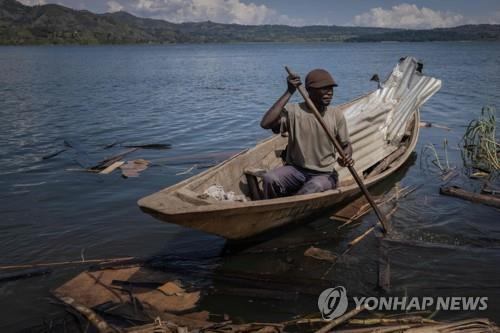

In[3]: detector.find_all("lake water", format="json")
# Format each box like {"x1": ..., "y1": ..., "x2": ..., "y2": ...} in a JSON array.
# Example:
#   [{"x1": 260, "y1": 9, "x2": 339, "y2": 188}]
[{"x1": 0, "y1": 42, "x2": 499, "y2": 330}]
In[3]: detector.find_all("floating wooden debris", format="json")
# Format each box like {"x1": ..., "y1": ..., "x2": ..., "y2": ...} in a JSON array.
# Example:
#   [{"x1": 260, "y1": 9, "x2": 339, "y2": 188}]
[
  {"x1": 120, "y1": 159, "x2": 150, "y2": 178},
  {"x1": 124, "y1": 143, "x2": 172, "y2": 150},
  {"x1": 0, "y1": 267, "x2": 51, "y2": 282},
  {"x1": 0, "y1": 256, "x2": 136, "y2": 270},
  {"x1": 330, "y1": 184, "x2": 417, "y2": 227},
  {"x1": 482, "y1": 184, "x2": 500, "y2": 196},
  {"x1": 419, "y1": 121, "x2": 451, "y2": 131},
  {"x1": 54, "y1": 267, "x2": 200, "y2": 316},
  {"x1": 50, "y1": 263, "x2": 500, "y2": 333},
  {"x1": 304, "y1": 247, "x2": 337, "y2": 262},
  {"x1": 315, "y1": 305, "x2": 366, "y2": 333},
  {"x1": 100, "y1": 161, "x2": 125, "y2": 174},
  {"x1": 42, "y1": 148, "x2": 67, "y2": 160},
  {"x1": 440, "y1": 168, "x2": 458, "y2": 182},
  {"x1": 440, "y1": 185, "x2": 500, "y2": 208},
  {"x1": 53, "y1": 292, "x2": 117, "y2": 333},
  {"x1": 93, "y1": 148, "x2": 139, "y2": 170},
  {"x1": 176, "y1": 165, "x2": 197, "y2": 176}
]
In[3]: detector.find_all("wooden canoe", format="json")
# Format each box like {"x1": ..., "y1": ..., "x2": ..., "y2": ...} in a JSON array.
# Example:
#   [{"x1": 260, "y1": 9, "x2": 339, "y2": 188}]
[{"x1": 138, "y1": 57, "x2": 441, "y2": 240}]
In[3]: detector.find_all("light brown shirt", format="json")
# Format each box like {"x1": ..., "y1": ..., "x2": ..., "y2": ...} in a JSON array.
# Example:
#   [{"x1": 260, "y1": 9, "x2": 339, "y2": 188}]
[{"x1": 280, "y1": 102, "x2": 349, "y2": 173}]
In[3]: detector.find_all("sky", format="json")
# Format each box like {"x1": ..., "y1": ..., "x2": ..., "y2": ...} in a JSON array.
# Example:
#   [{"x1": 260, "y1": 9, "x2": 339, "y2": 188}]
[{"x1": 17, "y1": 0, "x2": 500, "y2": 28}]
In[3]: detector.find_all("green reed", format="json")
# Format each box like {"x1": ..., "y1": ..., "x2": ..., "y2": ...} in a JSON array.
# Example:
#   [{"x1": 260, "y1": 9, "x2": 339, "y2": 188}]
[{"x1": 461, "y1": 106, "x2": 500, "y2": 173}]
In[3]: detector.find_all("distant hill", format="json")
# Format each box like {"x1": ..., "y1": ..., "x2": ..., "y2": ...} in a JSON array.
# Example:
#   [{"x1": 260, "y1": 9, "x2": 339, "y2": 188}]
[
  {"x1": 1, "y1": 0, "x2": 499, "y2": 45},
  {"x1": 346, "y1": 24, "x2": 500, "y2": 42}
]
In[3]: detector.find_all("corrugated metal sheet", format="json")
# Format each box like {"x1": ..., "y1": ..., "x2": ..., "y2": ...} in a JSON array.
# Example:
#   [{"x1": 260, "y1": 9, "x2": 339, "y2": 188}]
[{"x1": 337, "y1": 57, "x2": 442, "y2": 179}]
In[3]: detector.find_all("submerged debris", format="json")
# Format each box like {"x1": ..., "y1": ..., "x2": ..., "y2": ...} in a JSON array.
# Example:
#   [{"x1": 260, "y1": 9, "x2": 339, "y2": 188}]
[
  {"x1": 100, "y1": 161, "x2": 126, "y2": 174},
  {"x1": 42, "y1": 148, "x2": 67, "y2": 160},
  {"x1": 124, "y1": 144, "x2": 172, "y2": 150},
  {"x1": 330, "y1": 184, "x2": 418, "y2": 227},
  {"x1": 440, "y1": 185, "x2": 500, "y2": 208},
  {"x1": 120, "y1": 159, "x2": 151, "y2": 178},
  {"x1": 419, "y1": 121, "x2": 451, "y2": 131},
  {"x1": 303, "y1": 247, "x2": 337, "y2": 263},
  {"x1": 0, "y1": 267, "x2": 51, "y2": 282}
]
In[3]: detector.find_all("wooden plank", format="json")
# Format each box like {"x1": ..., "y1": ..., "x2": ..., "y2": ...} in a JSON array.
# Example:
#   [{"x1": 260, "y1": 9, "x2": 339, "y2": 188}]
[
  {"x1": 440, "y1": 186, "x2": 500, "y2": 208},
  {"x1": 330, "y1": 194, "x2": 375, "y2": 223},
  {"x1": 0, "y1": 268, "x2": 51, "y2": 282},
  {"x1": 92, "y1": 148, "x2": 138, "y2": 170},
  {"x1": 99, "y1": 161, "x2": 125, "y2": 174}
]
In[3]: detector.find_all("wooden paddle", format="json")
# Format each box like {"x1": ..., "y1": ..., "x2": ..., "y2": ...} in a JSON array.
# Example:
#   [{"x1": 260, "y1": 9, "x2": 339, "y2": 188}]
[{"x1": 285, "y1": 66, "x2": 391, "y2": 234}]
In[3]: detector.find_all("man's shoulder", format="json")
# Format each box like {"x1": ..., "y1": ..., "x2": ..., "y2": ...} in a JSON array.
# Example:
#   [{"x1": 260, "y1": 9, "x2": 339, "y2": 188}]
[
  {"x1": 285, "y1": 102, "x2": 308, "y2": 114},
  {"x1": 327, "y1": 105, "x2": 344, "y2": 118}
]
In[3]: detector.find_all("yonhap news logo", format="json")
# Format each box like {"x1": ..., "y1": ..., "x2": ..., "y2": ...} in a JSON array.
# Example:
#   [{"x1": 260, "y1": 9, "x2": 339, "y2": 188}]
[
  {"x1": 318, "y1": 286, "x2": 488, "y2": 320},
  {"x1": 318, "y1": 286, "x2": 348, "y2": 320}
]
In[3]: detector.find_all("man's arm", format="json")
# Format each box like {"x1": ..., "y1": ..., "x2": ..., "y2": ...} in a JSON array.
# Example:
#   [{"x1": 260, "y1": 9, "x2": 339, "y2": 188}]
[
  {"x1": 338, "y1": 141, "x2": 354, "y2": 167},
  {"x1": 335, "y1": 111, "x2": 354, "y2": 167},
  {"x1": 260, "y1": 74, "x2": 301, "y2": 130}
]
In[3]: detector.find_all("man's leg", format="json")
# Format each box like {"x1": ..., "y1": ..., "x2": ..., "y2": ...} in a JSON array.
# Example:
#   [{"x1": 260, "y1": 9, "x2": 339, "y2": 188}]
[
  {"x1": 295, "y1": 173, "x2": 337, "y2": 195},
  {"x1": 262, "y1": 165, "x2": 306, "y2": 199}
]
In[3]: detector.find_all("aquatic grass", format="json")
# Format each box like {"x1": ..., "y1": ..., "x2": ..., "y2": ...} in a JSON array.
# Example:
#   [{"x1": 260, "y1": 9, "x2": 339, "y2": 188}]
[
  {"x1": 443, "y1": 139, "x2": 450, "y2": 171},
  {"x1": 461, "y1": 106, "x2": 500, "y2": 174},
  {"x1": 421, "y1": 143, "x2": 445, "y2": 172}
]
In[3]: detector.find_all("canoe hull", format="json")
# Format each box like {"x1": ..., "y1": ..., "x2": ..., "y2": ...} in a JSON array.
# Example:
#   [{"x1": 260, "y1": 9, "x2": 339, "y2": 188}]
[{"x1": 139, "y1": 111, "x2": 420, "y2": 240}]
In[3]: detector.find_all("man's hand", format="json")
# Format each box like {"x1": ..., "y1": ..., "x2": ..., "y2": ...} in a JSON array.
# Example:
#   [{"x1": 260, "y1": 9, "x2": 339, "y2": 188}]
[
  {"x1": 287, "y1": 73, "x2": 302, "y2": 94},
  {"x1": 337, "y1": 143, "x2": 354, "y2": 167}
]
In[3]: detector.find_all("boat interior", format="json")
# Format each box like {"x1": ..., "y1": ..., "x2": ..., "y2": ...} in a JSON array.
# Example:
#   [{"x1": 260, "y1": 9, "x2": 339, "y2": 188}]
[{"x1": 169, "y1": 110, "x2": 418, "y2": 205}]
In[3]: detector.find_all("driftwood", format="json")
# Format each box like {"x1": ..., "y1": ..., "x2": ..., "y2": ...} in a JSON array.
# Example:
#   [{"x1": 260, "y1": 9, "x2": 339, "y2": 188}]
[
  {"x1": 441, "y1": 168, "x2": 458, "y2": 182},
  {"x1": 42, "y1": 148, "x2": 67, "y2": 160},
  {"x1": 348, "y1": 317, "x2": 435, "y2": 325},
  {"x1": 124, "y1": 144, "x2": 171, "y2": 150},
  {"x1": 304, "y1": 246, "x2": 337, "y2": 262},
  {"x1": 440, "y1": 186, "x2": 500, "y2": 208},
  {"x1": 482, "y1": 185, "x2": 500, "y2": 196},
  {"x1": 335, "y1": 324, "x2": 420, "y2": 333},
  {"x1": 419, "y1": 121, "x2": 451, "y2": 131},
  {"x1": 100, "y1": 161, "x2": 125, "y2": 174},
  {"x1": 404, "y1": 318, "x2": 497, "y2": 333},
  {"x1": 322, "y1": 203, "x2": 398, "y2": 280},
  {"x1": 0, "y1": 267, "x2": 51, "y2": 282},
  {"x1": 92, "y1": 148, "x2": 139, "y2": 170},
  {"x1": 53, "y1": 292, "x2": 118, "y2": 333},
  {"x1": 121, "y1": 159, "x2": 150, "y2": 178},
  {"x1": 0, "y1": 256, "x2": 136, "y2": 270},
  {"x1": 315, "y1": 305, "x2": 366, "y2": 333},
  {"x1": 213, "y1": 269, "x2": 331, "y2": 295},
  {"x1": 331, "y1": 184, "x2": 416, "y2": 227}
]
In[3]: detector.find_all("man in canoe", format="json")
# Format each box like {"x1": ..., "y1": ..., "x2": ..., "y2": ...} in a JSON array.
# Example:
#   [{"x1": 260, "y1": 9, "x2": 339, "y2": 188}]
[{"x1": 260, "y1": 69, "x2": 353, "y2": 199}]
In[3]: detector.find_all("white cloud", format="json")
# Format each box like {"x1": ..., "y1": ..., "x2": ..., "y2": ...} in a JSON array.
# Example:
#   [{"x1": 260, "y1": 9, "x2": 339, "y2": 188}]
[
  {"x1": 128, "y1": 0, "x2": 302, "y2": 25},
  {"x1": 107, "y1": 0, "x2": 124, "y2": 13},
  {"x1": 17, "y1": 0, "x2": 46, "y2": 5},
  {"x1": 353, "y1": 3, "x2": 465, "y2": 29},
  {"x1": 487, "y1": 11, "x2": 500, "y2": 24}
]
